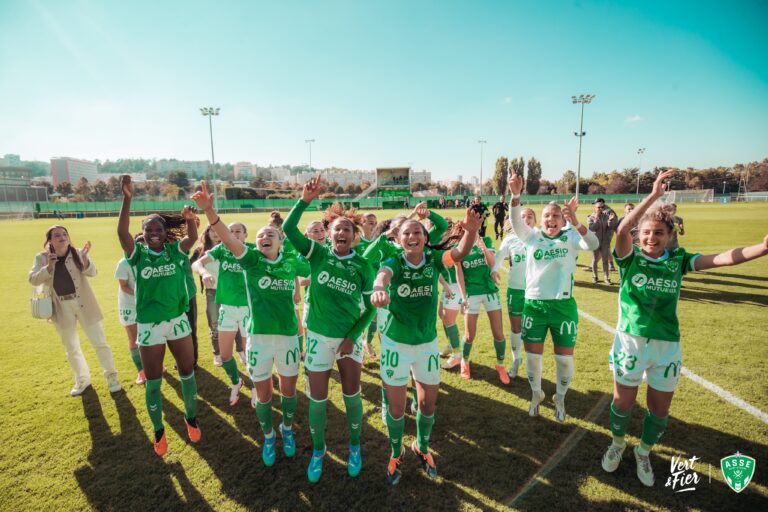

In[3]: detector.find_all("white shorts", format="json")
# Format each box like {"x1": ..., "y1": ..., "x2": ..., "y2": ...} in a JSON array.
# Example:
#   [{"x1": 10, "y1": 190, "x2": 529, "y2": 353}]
[
  {"x1": 380, "y1": 335, "x2": 440, "y2": 386},
  {"x1": 218, "y1": 304, "x2": 250, "y2": 336},
  {"x1": 301, "y1": 300, "x2": 310, "y2": 329},
  {"x1": 118, "y1": 306, "x2": 136, "y2": 326},
  {"x1": 466, "y1": 292, "x2": 502, "y2": 314},
  {"x1": 246, "y1": 334, "x2": 301, "y2": 382},
  {"x1": 441, "y1": 283, "x2": 462, "y2": 311},
  {"x1": 137, "y1": 313, "x2": 192, "y2": 347},
  {"x1": 608, "y1": 331, "x2": 683, "y2": 392},
  {"x1": 304, "y1": 330, "x2": 364, "y2": 372}
]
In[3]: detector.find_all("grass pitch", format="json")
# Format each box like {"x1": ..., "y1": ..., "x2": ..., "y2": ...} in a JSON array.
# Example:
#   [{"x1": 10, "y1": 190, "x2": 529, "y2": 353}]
[{"x1": 0, "y1": 202, "x2": 766, "y2": 511}]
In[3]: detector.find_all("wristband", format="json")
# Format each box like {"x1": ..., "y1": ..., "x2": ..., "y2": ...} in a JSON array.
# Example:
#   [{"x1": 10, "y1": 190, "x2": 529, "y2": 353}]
[
  {"x1": 511, "y1": 193, "x2": 520, "y2": 200},
  {"x1": 211, "y1": 216, "x2": 221, "y2": 227}
]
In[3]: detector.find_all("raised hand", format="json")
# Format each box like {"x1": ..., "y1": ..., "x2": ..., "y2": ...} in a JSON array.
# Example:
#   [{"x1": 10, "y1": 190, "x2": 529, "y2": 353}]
[
  {"x1": 302, "y1": 175, "x2": 323, "y2": 203},
  {"x1": 460, "y1": 208, "x2": 483, "y2": 232},
  {"x1": 651, "y1": 169, "x2": 675, "y2": 197},
  {"x1": 507, "y1": 173, "x2": 523, "y2": 196},
  {"x1": 121, "y1": 175, "x2": 133, "y2": 198},
  {"x1": 191, "y1": 181, "x2": 214, "y2": 211},
  {"x1": 81, "y1": 240, "x2": 92, "y2": 257},
  {"x1": 46, "y1": 251, "x2": 58, "y2": 271},
  {"x1": 411, "y1": 201, "x2": 429, "y2": 220},
  {"x1": 563, "y1": 197, "x2": 579, "y2": 225},
  {"x1": 181, "y1": 204, "x2": 198, "y2": 220}
]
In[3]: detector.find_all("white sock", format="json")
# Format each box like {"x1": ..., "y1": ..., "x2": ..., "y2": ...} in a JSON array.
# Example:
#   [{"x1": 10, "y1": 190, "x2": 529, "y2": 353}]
[
  {"x1": 554, "y1": 354, "x2": 574, "y2": 397},
  {"x1": 525, "y1": 352, "x2": 542, "y2": 393},
  {"x1": 510, "y1": 332, "x2": 522, "y2": 362}
]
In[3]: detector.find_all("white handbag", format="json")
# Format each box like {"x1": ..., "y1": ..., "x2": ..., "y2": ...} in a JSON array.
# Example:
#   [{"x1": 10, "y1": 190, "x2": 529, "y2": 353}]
[{"x1": 31, "y1": 284, "x2": 53, "y2": 319}]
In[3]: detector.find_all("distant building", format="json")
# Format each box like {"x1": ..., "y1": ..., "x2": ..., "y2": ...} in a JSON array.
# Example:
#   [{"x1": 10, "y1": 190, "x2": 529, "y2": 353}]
[
  {"x1": 0, "y1": 167, "x2": 48, "y2": 202},
  {"x1": 156, "y1": 159, "x2": 209, "y2": 178},
  {"x1": 411, "y1": 170, "x2": 431, "y2": 184},
  {"x1": 0, "y1": 154, "x2": 21, "y2": 167},
  {"x1": 50, "y1": 157, "x2": 98, "y2": 187},
  {"x1": 95, "y1": 173, "x2": 146, "y2": 183},
  {"x1": 234, "y1": 162, "x2": 256, "y2": 180}
]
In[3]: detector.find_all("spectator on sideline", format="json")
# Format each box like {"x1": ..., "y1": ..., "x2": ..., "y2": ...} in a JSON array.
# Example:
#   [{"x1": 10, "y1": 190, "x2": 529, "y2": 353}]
[
  {"x1": 587, "y1": 198, "x2": 618, "y2": 284},
  {"x1": 663, "y1": 203, "x2": 685, "y2": 250},
  {"x1": 491, "y1": 195, "x2": 507, "y2": 240}
]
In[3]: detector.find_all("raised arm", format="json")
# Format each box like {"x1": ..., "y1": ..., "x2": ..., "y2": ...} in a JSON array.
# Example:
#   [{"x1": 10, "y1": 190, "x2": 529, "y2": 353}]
[
  {"x1": 427, "y1": 210, "x2": 449, "y2": 244},
  {"x1": 179, "y1": 206, "x2": 198, "y2": 253},
  {"x1": 507, "y1": 174, "x2": 534, "y2": 243},
  {"x1": 117, "y1": 175, "x2": 135, "y2": 255},
  {"x1": 694, "y1": 235, "x2": 768, "y2": 271},
  {"x1": 491, "y1": 236, "x2": 512, "y2": 274},
  {"x1": 615, "y1": 170, "x2": 674, "y2": 258},
  {"x1": 448, "y1": 208, "x2": 482, "y2": 262},
  {"x1": 562, "y1": 197, "x2": 599, "y2": 251},
  {"x1": 191, "y1": 253, "x2": 217, "y2": 288},
  {"x1": 371, "y1": 268, "x2": 393, "y2": 307},
  {"x1": 284, "y1": 175, "x2": 323, "y2": 256},
  {"x1": 191, "y1": 182, "x2": 247, "y2": 257}
]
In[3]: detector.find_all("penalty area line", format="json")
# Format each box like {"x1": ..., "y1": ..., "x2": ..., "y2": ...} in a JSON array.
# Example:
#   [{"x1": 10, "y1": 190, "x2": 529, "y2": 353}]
[{"x1": 578, "y1": 308, "x2": 768, "y2": 425}]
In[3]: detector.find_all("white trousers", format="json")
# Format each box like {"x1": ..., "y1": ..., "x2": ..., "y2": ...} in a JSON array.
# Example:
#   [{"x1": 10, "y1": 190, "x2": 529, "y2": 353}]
[{"x1": 53, "y1": 301, "x2": 116, "y2": 382}]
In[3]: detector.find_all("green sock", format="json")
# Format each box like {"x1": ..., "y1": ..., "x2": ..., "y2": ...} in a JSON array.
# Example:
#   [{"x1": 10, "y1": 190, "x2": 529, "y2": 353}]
[
  {"x1": 640, "y1": 410, "x2": 669, "y2": 451},
  {"x1": 298, "y1": 334, "x2": 304, "y2": 354},
  {"x1": 343, "y1": 391, "x2": 363, "y2": 446},
  {"x1": 280, "y1": 394, "x2": 297, "y2": 428},
  {"x1": 409, "y1": 387, "x2": 418, "y2": 410},
  {"x1": 493, "y1": 338, "x2": 506, "y2": 365},
  {"x1": 381, "y1": 386, "x2": 389, "y2": 409},
  {"x1": 255, "y1": 398, "x2": 273, "y2": 436},
  {"x1": 179, "y1": 372, "x2": 198, "y2": 421},
  {"x1": 129, "y1": 347, "x2": 143, "y2": 371},
  {"x1": 461, "y1": 339, "x2": 473, "y2": 361},
  {"x1": 444, "y1": 324, "x2": 461, "y2": 350},
  {"x1": 308, "y1": 398, "x2": 327, "y2": 451},
  {"x1": 366, "y1": 323, "x2": 376, "y2": 345},
  {"x1": 609, "y1": 402, "x2": 632, "y2": 445},
  {"x1": 221, "y1": 357, "x2": 240, "y2": 385},
  {"x1": 416, "y1": 410, "x2": 435, "y2": 453},
  {"x1": 386, "y1": 411, "x2": 405, "y2": 458},
  {"x1": 145, "y1": 378, "x2": 164, "y2": 432}
]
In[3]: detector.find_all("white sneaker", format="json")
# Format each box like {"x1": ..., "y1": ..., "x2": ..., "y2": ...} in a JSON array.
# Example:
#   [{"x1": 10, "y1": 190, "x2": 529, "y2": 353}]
[
  {"x1": 601, "y1": 442, "x2": 626, "y2": 472},
  {"x1": 441, "y1": 353, "x2": 461, "y2": 370},
  {"x1": 633, "y1": 446, "x2": 655, "y2": 487},
  {"x1": 238, "y1": 351, "x2": 247, "y2": 365},
  {"x1": 214, "y1": 354, "x2": 223, "y2": 367},
  {"x1": 229, "y1": 379, "x2": 243, "y2": 406},
  {"x1": 107, "y1": 373, "x2": 121, "y2": 393},
  {"x1": 70, "y1": 379, "x2": 91, "y2": 396},
  {"x1": 528, "y1": 390, "x2": 545, "y2": 417},
  {"x1": 507, "y1": 358, "x2": 522, "y2": 379},
  {"x1": 553, "y1": 393, "x2": 566, "y2": 423}
]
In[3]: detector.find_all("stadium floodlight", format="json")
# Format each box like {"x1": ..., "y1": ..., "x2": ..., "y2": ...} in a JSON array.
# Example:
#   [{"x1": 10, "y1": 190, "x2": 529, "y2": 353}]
[
  {"x1": 200, "y1": 107, "x2": 221, "y2": 211},
  {"x1": 305, "y1": 139, "x2": 315, "y2": 174},
  {"x1": 636, "y1": 148, "x2": 646, "y2": 194},
  {"x1": 572, "y1": 94, "x2": 595, "y2": 199},
  {"x1": 478, "y1": 140, "x2": 487, "y2": 196}
]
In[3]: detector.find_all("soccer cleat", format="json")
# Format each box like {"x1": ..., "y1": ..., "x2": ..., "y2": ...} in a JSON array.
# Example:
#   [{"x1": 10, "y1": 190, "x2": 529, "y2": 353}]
[
  {"x1": 107, "y1": 373, "x2": 121, "y2": 393},
  {"x1": 348, "y1": 444, "x2": 362, "y2": 477},
  {"x1": 439, "y1": 346, "x2": 453, "y2": 358},
  {"x1": 213, "y1": 354, "x2": 223, "y2": 367},
  {"x1": 238, "y1": 351, "x2": 247, "y2": 365},
  {"x1": 460, "y1": 360, "x2": 471, "y2": 380},
  {"x1": 528, "y1": 390, "x2": 545, "y2": 417},
  {"x1": 307, "y1": 449, "x2": 326, "y2": 483},
  {"x1": 601, "y1": 442, "x2": 626, "y2": 473},
  {"x1": 441, "y1": 353, "x2": 461, "y2": 370},
  {"x1": 153, "y1": 430, "x2": 168, "y2": 457},
  {"x1": 386, "y1": 455, "x2": 403, "y2": 485},
  {"x1": 135, "y1": 370, "x2": 146, "y2": 385},
  {"x1": 70, "y1": 379, "x2": 91, "y2": 396},
  {"x1": 495, "y1": 364, "x2": 510, "y2": 385},
  {"x1": 411, "y1": 441, "x2": 438, "y2": 479},
  {"x1": 185, "y1": 417, "x2": 202, "y2": 443},
  {"x1": 229, "y1": 379, "x2": 243, "y2": 406},
  {"x1": 633, "y1": 446, "x2": 655, "y2": 487},
  {"x1": 279, "y1": 423, "x2": 296, "y2": 457},
  {"x1": 553, "y1": 393, "x2": 567, "y2": 423},
  {"x1": 262, "y1": 434, "x2": 276, "y2": 467},
  {"x1": 507, "y1": 358, "x2": 522, "y2": 379}
]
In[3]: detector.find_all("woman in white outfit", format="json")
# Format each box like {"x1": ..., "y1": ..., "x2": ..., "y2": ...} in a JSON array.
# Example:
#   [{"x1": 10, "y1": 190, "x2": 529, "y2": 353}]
[{"x1": 29, "y1": 225, "x2": 120, "y2": 396}]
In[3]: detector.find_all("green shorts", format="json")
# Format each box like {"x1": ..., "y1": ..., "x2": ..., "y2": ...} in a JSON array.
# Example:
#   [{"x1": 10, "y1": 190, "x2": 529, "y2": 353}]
[
  {"x1": 506, "y1": 288, "x2": 525, "y2": 317},
  {"x1": 521, "y1": 298, "x2": 578, "y2": 347}
]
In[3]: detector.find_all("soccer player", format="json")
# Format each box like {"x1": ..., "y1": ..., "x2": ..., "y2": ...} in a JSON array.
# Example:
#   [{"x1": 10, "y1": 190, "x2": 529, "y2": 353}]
[
  {"x1": 117, "y1": 175, "x2": 200, "y2": 457},
  {"x1": 356, "y1": 212, "x2": 378, "y2": 254},
  {"x1": 600, "y1": 170, "x2": 768, "y2": 486},
  {"x1": 437, "y1": 218, "x2": 464, "y2": 363},
  {"x1": 283, "y1": 175, "x2": 376, "y2": 483},
  {"x1": 371, "y1": 210, "x2": 482, "y2": 484},
  {"x1": 192, "y1": 221, "x2": 251, "y2": 406},
  {"x1": 115, "y1": 254, "x2": 143, "y2": 384},
  {"x1": 192, "y1": 183, "x2": 301, "y2": 467},
  {"x1": 455, "y1": 229, "x2": 507, "y2": 383},
  {"x1": 491, "y1": 209, "x2": 536, "y2": 379},
  {"x1": 507, "y1": 174, "x2": 599, "y2": 422}
]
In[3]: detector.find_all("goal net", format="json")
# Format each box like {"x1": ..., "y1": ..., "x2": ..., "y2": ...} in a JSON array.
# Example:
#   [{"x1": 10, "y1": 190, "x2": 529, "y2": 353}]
[{"x1": 660, "y1": 189, "x2": 714, "y2": 203}]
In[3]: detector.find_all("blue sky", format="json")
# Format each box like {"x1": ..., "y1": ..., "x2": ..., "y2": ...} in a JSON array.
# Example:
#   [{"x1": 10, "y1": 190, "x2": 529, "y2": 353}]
[{"x1": 1, "y1": 0, "x2": 766, "y2": 181}]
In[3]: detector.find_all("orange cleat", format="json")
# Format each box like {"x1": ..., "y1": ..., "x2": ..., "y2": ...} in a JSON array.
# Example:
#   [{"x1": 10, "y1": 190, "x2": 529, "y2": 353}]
[
  {"x1": 185, "y1": 418, "x2": 202, "y2": 443},
  {"x1": 153, "y1": 431, "x2": 168, "y2": 457},
  {"x1": 460, "y1": 360, "x2": 471, "y2": 380},
  {"x1": 495, "y1": 365, "x2": 510, "y2": 385},
  {"x1": 386, "y1": 455, "x2": 402, "y2": 485},
  {"x1": 135, "y1": 370, "x2": 146, "y2": 385}
]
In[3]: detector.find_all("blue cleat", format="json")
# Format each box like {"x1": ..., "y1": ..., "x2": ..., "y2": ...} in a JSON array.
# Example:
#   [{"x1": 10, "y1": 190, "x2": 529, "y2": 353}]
[
  {"x1": 262, "y1": 434, "x2": 276, "y2": 467},
  {"x1": 279, "y1": 423, "x2": 296, "y2": 458},
  {"x1": 348, "y1": 443, "x2": 362, "y2": 477},
  {"x1": 307, "y1": 449, "x2": 325, "y2": 483}
]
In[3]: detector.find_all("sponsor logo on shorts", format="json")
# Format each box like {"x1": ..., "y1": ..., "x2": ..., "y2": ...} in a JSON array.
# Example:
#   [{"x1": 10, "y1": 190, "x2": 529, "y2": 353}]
[
  {"x1": 559, "y1": 320, "x2": 577, "y2": 335},
  {"x1": 665, "y1": 454, "x2": 701, "y2": 493},
  {"x1": 721, "y1": 452, "x2": 755, "y2": 493},
  {"x1": 285, "y1": 348, "x2": 299, "y2": 365},
  {"x1": 141, "y1": 263, "x2": 177, "y2": 279},
  {"x1": 173, "y1": 319, "x2": 190, "y2": 336},
  {"x1": 664, "y1": 361, "x2": 681, "y2": 378},
  {"x1": 386, "y1": 369, "x2": 394, "y2": 378}
]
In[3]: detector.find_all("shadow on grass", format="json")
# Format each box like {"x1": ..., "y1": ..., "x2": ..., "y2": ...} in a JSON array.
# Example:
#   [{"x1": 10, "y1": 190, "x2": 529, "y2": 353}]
[
  {"x1": 685, "y1": 274, "x2": 768, "y2": 290},
  {"x1": 74, "y1": 389, "x2": 212, "y2": 511}
]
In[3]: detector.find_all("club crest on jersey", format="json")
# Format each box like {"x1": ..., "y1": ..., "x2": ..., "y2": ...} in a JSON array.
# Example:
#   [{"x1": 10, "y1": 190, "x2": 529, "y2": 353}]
[
  {"x1": 423, "y1": 267, "x2": 434, "y2": 278},
  {"x1": 721, "y1": 452, "x2": 755, "y2": 493},
  {"x1": 386, "y1": 369, "x2": 394, "y2": 378},
  {"x1": 559, "y1": 235, "x2": 568, "y2": 242},
  {"x1": 666, "y1": 260, "x2": 680, "y2": 272}
]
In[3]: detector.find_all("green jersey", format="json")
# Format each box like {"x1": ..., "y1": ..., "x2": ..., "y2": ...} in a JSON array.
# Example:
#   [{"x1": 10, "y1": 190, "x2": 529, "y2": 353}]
[
  {"x1": 380, "y1": 250, "x2": 447, "y2": 344},
  {"x1": 460, "y1": 236, "x2": 498, "y2": 296},
  {"x1": 127, "y1": 240, "x2": 190, "y2": 324},
  {"x1": 305, "y1": 240, "x2": 374, "y2": 338},
  {"x1": 238, "y1": 247, "x2": 298, "y2": 335},
  {"x1": 208, "y1": 242, "x2": 254, "y2": 306},
  {"x1": 615, "y1": 246, "x2": 699, "y2": 342},
  {"x1": 362, "y1": 235, "x2": 400, "y2": 270},
  {"x1": 355, "y1": 235, "x2": 375, "y2": 255},
  {"x1": 441, "y1": 263, "x2": 457, "y2": 285}
]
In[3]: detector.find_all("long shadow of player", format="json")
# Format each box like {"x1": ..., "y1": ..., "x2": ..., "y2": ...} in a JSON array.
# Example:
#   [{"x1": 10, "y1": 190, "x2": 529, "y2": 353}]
[{"x1": 74, "y1": 388, "x2": 212, "y2": 511}]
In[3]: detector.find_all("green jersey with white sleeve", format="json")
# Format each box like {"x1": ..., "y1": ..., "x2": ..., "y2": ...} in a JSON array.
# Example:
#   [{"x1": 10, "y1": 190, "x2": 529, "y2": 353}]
[
  {"x1": 615, "y1": 246, "x2": 699, "y2": 342},
  {"x1": 460, "y1": 236, "x2": 497, "y2": 296},
  {"x1": 208, "y1": 242, "x2": 254, "y2": 306},
  {"x1": 380, "y1": 250, "x2": 448, "y2": 345},
  {"x1": 127, "y1": 240, "x2": 190, "y2": 324}
]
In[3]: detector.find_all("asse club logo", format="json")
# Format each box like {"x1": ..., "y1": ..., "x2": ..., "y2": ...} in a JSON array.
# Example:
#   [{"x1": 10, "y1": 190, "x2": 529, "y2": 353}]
[{"x1": 720, "y1": 452, "x2": 755, "y2": 493}]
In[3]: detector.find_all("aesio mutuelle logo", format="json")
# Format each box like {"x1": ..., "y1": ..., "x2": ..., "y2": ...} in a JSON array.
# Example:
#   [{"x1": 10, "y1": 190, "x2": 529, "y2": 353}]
[
  {"x1": 631, "y1": 273, "x2": 648, "y2": 287},
  {"x1": 258, "y1": 276, "x2": 272, "y2": 289},
  {"x1": 397, "y1": 284, "x2": 411, "y2": 297}
]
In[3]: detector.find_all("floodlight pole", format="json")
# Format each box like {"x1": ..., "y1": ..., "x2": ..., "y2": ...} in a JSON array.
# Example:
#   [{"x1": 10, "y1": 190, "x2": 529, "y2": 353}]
[
  {"x1": 572, "y1": 94, "x2": 595, "y2": 200},
  {"x1": 200, "y1": 107, "x2": 220, "y2": 211},
  {"x1": 636, "y1": 147, "x2": 646, "y2": 194}
]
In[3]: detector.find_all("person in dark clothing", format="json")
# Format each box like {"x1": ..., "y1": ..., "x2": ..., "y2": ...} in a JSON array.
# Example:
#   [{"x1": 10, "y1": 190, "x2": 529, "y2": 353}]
[{"x1": 491, "y1": 196, "x2": 507, "y2": 240}]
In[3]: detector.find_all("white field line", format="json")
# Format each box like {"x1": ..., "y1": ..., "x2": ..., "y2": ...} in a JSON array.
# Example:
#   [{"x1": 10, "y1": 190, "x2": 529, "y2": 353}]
[{"x1": 578, "y1": 308, "x2": 768, "y2": 425}]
